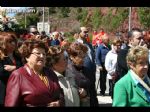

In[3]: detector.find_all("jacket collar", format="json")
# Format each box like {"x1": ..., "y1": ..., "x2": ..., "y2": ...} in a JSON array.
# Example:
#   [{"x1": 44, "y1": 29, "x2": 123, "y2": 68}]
[{"x1": 128, "y1": 71, "x2": 148, "y2": 102}]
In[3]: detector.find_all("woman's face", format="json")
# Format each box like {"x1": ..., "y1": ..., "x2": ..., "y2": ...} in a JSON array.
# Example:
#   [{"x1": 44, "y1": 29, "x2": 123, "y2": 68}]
[
  {"x1": 26, "y1": 48, "x2": 46, "y2": 69},
  {"x1": 53, "y1": 53, "x2": 67, "y2": 73},
  {"x1": 5, "y1": 35, "x2": 16, "y2": 54},
  {"x1": 71, "y1": 54, "x2": 86, "y2": 66},
  {"x1": 131, "y1": 57, "x2": 148, "y2": 78}
]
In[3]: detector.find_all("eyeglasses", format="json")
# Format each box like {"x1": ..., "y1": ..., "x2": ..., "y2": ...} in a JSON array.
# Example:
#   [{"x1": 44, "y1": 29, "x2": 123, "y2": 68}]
[
  {"x1": 31, "y1": 31, "x2": 39, "y2": 35},
  {"x1": 31, "y1": 52, "x2": 46, "y2": 57},
  {"x1": 83, "y1": 31, "x2": 88, "y2": 33}
]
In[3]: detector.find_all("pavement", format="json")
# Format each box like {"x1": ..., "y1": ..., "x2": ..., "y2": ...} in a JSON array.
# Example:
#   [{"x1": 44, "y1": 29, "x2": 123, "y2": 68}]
[{"x1": 95, "y1": 68, "x2": 112, "y2": 107}]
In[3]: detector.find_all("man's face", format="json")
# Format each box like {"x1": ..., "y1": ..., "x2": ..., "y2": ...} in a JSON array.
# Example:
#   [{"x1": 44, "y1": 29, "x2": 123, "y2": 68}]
[
  {"x1": 81, "y1": 30, "x2": 88, "y2": 38},
  {"x1": 30, "y1": 28, "x2": 39, "y2": 35},
  {"x1": 131, "y1": 31, "x2": 143, "y2": 46}
]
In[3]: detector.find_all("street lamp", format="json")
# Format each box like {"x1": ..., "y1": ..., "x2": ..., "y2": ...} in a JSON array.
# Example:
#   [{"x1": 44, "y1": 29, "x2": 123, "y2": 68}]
[
  {"x1": 42, "y1": 7, "x2": 45, "y2": 32},
  {"x1": 129, "y1": 7, "x2": 132, "y2": 31},
  {"x1": 25, "y1": 11, "x2": 26, "y2": 28}
]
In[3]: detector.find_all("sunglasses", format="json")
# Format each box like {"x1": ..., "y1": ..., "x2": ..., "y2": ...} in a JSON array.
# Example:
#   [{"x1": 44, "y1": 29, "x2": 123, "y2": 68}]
[{"x1": 31, "y1": 31, "x2": 39, "y2": 35}]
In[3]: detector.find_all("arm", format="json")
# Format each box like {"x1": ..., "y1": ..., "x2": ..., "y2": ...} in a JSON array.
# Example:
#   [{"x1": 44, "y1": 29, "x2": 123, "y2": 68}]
[
  {"x1": 95, "y1": 46, "x2": 102, "y2": 67},
  {"x1": 113, "y1": 81, "x2": 128, "y2": 107},
  {"x1": 5, "y1": 70, "x2": 21, "y2": 107},
  {"x1": 105, "y1": 52, "x2": 115, "y2": 75}
]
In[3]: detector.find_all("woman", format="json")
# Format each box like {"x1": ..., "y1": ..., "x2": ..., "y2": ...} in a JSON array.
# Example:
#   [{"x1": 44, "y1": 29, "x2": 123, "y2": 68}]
[
  {"x1": 66, "y1": 42, "x2": 91, "y2": 106},
  {"x1": 46, "y1": 46, "x2": 80, "y2": 106},
  {"x1": 113, "y1": 46, "x2": 150, "y2": 107},
  {"x1": 5, "y1": 40, "x2": 64, "y2": 107},
  {"x1": 0, "y1": 32, "x2": 23, "y2": 106}
]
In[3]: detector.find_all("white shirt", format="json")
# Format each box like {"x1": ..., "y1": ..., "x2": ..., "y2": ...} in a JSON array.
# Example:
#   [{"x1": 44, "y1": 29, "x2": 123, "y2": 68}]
[{"x1": 105, "y1": 47, "x2": 118, "y2": 79}]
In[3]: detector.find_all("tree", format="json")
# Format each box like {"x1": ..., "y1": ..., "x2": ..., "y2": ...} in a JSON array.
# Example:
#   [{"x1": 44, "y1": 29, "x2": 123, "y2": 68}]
[
  {"x1": 91, "y1": 8, "x2": 102, "y2": 29},
  {"x1": 58, "y1": 7, "x2": 70, "y2": 18},
  {"x1": 138, "y1": 7, "x2": 150, "y2": 29},
  {"x1": 16, "y1": 12, "x2": 39, "y2": 29}
]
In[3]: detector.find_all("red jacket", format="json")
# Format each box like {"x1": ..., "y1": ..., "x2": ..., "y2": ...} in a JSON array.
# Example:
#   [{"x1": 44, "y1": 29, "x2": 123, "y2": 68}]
[{"x1": 5, "y1": 64, "x2": 64, "y2": 107}]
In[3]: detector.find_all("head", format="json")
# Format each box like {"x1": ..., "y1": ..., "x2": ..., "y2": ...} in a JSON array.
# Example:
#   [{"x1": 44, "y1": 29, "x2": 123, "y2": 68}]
[
  {"x1": 46, "y1": 46, "x2": 67, "y2": 74},
  {"x1": 29, "y1": 26, "x2": 39, "y2": 36},
  {"x1": 80, "y1": 27, "x2": 89, "y2": 39},
  {"x1": 111, "y1": 38, "x2": 121, "y2": 53},
  {"x1": 99, "y1": 28, "x2": 104, "y2": 33},
  {"x1": 102, "y1": 33, "x2": 109, "y2": 45},
  {"x1": 67, "y1": 42, "x2": 88, "y2": 66},
  {"x1": 19, "y1": 40, "x2": 48, "y2": 69},
  {"x1": 0, "y1": 32, "x2": 17, "y2": 55},
  {"x1": 144, "y1": 30, "x2": 150, "y2": 49},
  {"x1": 52, "y1": 32, "x2": 59, "y2": 40},
  {"x1": 126, "y1": 46, "x2": 149, "y2": 78},
  {"x1": 128, "y1": 28, "x2": 144, "y2": 47}
]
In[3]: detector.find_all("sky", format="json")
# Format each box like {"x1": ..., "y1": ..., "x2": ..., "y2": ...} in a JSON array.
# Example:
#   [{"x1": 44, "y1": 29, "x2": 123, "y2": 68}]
[{"x1": 1, "y1": 7, "x2": 26, "y2": 17}]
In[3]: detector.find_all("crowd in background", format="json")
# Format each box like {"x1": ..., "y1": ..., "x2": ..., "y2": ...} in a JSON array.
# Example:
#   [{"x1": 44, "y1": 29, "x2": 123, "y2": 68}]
[{"x1": 0, "y1": 25, "x2": 150, "y2": 107}]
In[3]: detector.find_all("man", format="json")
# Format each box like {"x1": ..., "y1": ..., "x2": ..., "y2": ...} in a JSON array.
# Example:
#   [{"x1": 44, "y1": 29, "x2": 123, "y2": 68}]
[
  {"x1": 95, "y1": 33, "x2": 110, "y2": 96},
  {"x1": 116, "y1": 28, "x2": 145, "y2": 81},
  {"x1": 76, "y1": 27, "x2": 99, "y2": 106}
]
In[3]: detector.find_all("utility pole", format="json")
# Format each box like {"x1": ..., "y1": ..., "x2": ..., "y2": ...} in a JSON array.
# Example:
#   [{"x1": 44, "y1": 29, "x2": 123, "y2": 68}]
[
  {"x1": 129, "y1": 7, "x2": 132, "y2": 31},
  {"x1": 42, "y1": 7, "x2": 45, "y2": 32},
  {"x1": 25, "y1": 11, "x2": 26, "y2": 29}
]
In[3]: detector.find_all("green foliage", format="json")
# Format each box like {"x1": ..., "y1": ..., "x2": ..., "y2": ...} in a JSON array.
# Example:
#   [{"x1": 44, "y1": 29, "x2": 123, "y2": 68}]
[
  {"x1": 49, "y1": 7, "x2": 56, "y2": 14},
  {"x1": 91, "y1": 8, "x2": 102, "y2": 29},
  {"x1": 77, "y1": 8, "x2": 88, "y2": 26},
  {"x1": 58, "y1": 7, "x2": 70, "y2": 18},
  {"x1": 110, "y1": 8, "x2": 128, "y2": 31},
  {"x1": 16, "y1": 13, "x2": 39, "y2": 28},
  {"x1": 138, "y1": 7, "x2": 150, "y2": 29},
  {"x1": 100, "y1": 8, "x2": 128, "y2": 32}
]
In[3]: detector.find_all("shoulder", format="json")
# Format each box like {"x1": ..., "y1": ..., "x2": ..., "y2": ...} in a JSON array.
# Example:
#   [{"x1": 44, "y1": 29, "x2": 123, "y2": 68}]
[
  {"x1": 115, "y1": 72, "x2": 131, "y2": 87},
  {"x1": 11, "y1": 66, "x2": 25, "y2": 76}
]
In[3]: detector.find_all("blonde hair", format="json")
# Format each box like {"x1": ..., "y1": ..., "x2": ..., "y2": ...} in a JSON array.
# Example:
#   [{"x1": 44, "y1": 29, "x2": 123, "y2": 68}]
[{"x1": 126, "y1": 46, "x2": 149, "y2": 67}]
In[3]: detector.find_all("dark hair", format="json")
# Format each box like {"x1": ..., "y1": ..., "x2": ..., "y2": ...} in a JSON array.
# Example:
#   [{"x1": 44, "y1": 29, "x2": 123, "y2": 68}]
[
  {"x1": 19, "y1": 39, "x2": 48, "y2": 62},
  {"x1": 128, "y1": 28, "x2": 142, "y2": 38},
  {"x1": 46, "y1": 46, "x2": 64, "y2": 67},
  {"x1": 66, "y1": 42, "x2": 88, "y2": 57}
]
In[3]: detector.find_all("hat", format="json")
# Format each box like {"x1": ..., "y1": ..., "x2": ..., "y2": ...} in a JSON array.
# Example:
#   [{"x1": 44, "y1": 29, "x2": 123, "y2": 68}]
[{"x1": 80, "y1": 27, "x2": 88, "y2": 32}]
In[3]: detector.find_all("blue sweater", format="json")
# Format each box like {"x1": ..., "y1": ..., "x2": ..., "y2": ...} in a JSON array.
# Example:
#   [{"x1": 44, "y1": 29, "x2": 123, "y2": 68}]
[{"x1": 95, "y1": 44, "x2": 110, "y2": 66}]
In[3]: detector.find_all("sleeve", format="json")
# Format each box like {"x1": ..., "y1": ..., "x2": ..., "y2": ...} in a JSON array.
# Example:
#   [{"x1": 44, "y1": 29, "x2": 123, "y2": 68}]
[
  {"x1": 105, "y1": 52, "x2": 115, "y2": 75},
  {"x1": 5, "y1": 70, "x2": 21, "y2": 107},
  {"x1": 0, "y1": 60, "x2": 5, "y2": 77},
  {"x1": 95, "y1": 46, "x2": 102, "y2": 66},
  {"x1": 112, "y1": 81, "x2": 128, "y2": 107}
]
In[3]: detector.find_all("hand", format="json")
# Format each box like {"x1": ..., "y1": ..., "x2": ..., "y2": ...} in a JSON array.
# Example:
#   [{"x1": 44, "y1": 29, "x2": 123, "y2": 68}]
[
  {"x1": 47, "y1": 100, "x2": 60, "y2": 107},
  {"x1": 79, "y1": 88, "x2": 87, "y2": 98},
  {"x1": 4, "y1": 65, "x2": 16, "y2": 72},
  {"x1": 98, "y1": 66, "x2": 103, "y2": 71},
  {"x1": 111, "y1": 73, "x2": 117, "y2": 81}
]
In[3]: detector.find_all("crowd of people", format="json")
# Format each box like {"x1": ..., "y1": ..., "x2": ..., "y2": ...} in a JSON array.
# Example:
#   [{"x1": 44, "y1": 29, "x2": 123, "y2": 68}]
[{"x1": 0, "y1": 25, "x2": 150, "y2": 107}]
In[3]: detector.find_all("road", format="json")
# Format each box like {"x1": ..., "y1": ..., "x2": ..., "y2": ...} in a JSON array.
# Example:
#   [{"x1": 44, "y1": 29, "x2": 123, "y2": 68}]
[{"x1": 95, "y1": 67, "x2": 112, "y2": 107}]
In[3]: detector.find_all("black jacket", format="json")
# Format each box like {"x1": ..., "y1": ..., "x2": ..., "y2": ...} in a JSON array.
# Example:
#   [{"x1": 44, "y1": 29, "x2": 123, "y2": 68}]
[{"x1": 0, "y1": 52, "x2": 23, "y2": 105}]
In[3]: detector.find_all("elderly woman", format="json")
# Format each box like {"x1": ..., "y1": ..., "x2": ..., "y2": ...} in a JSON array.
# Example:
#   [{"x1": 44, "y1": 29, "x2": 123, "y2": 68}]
[
  {"x1": 0, "y1": 32, "x2": 23, "y2": 106},
  {"x1": 113, "y1": 46, "x2": 150, "y2": 107},
  {"x1": 5, "y1": 40, "x2": 64, "y2": 107},
  {"x1": 66, "y1": 42, "x2": 91, "y2": 106},
  {"x1": 46, "y1": 46, "x2": 80, "y2": 106}
]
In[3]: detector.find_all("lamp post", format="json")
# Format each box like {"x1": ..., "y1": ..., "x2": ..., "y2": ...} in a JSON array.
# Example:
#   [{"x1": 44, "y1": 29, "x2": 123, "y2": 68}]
[
  {"x1": 25, "y1": 11, "x2": 26, "y2": 28},
  {"x1": 42, "y1": 7, "x2": 45, "y2": 32},
  {"x1": 129, "y1": 7, "x2": 132, "y2": 31}
]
